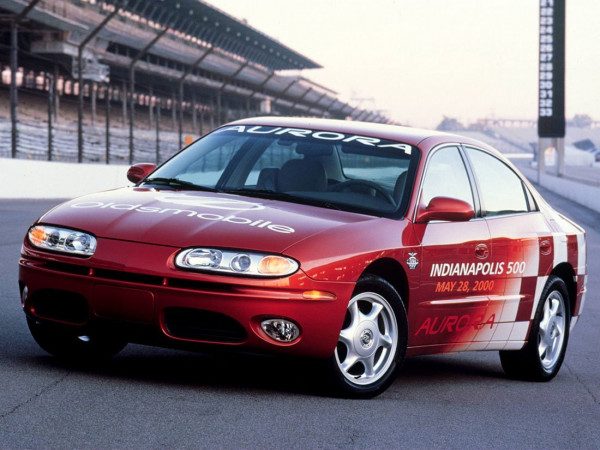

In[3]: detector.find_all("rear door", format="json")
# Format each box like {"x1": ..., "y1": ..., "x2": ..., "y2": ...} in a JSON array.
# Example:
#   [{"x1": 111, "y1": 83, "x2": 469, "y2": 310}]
[
  {"x1": 411, "y1": 145, "x2": 494, "y2": 351},
  {"x1": 463, "y1": 146, "x2": 553, "y2": 351}
]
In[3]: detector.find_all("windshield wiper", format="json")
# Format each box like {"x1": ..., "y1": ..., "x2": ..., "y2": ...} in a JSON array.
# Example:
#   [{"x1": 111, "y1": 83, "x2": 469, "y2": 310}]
[
  {"x1": 143, "y1": 177, "x2": 220, "y2": 192},
  {"x1": 225, "y1": 188, "x2": 343, "y2": 211}
]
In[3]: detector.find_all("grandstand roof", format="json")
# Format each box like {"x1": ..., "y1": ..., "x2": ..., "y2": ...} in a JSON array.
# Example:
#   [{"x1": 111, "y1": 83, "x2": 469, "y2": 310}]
[{"x1": 105, "y1": 0, "x2": 321, "y2": 71}]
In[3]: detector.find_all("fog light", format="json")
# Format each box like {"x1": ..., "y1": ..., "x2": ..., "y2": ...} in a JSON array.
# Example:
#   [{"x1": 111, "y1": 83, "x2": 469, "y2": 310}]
[{"x1": 261, "y1": 319, "x2": 300, "y2": 343}]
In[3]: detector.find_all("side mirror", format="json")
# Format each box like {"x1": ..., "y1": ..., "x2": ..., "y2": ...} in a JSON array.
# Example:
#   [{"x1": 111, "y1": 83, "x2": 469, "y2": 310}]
[
  {"x1": 127, "y1": 163, "x2": 156, "y2": 184},
  {"x1": 415, "y1": 196, "x2": 474, "y2": 223}
]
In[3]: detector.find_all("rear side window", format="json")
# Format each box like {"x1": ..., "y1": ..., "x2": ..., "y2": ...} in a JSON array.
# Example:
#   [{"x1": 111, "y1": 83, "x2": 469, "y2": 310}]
[
  {"x1": 421, "y1": 146, "x2": 475, "y2": 209},
  {"x1": 465, "y1": 147, "x2": 528, "y2": 216}
]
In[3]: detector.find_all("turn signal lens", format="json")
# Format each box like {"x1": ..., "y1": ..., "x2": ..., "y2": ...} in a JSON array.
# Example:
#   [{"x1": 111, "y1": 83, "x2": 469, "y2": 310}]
[
  {"x1": 28, "y1": 226, "x2": 47, "y2": 247},
  {"x1": 302, "y1": 290, "x2": 337, "y2": 301},
  {"x1": 257, "y1": 255, "x2": 296, "y2": 276},
  {"x1": 27, "y1": 225, "x2": 97, "y2": 256},
  {"x1": 175, "y1": 248, "x2": 299, "y2": 277}
]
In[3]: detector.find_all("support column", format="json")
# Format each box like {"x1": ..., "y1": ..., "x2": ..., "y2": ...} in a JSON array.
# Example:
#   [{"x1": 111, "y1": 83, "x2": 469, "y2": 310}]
[
  {"x1": 199, "y1": 106, "x2": 204, "y2": 136},
  {"x1": 105, "y1": 84, "x2": 111, "y2": 164},
  {"x1": 216, "y1": 92, "x2": 222, "y2": 127},
  {"x1": 178, "y1": 82, "x2": 184, "y2": 148},
  {"x1": 10, "y1": 21, "x2": 18, "y2": 158},
  {"x1": 555, "y1": 137, "x2": 565, "y2": 177},
  {"x1": 121, "y1": 79, "x2": 127, "y2": 125},
  {"x1": 537, "y1": 137, "x2": 547, "y2": 184},
  {"x1": 155, "y1": 101, "x2": 161, "y2": 165},
  {"x1": 47, "y1": 74, "x2": 53, "y2": 161},
  {"x1": 148, "y1": 87, "x2": 153, "y2": 125},
  {"x1": 192, "y1": 92, "x2": 197, "y2": 133},
  {"x1": 128, "y1": 69, "x2": 135, "y2": 163},
  {"x1": 91, "y1": 81, "x2": 97, "y2": 126},
  {"x1": 53, "y1": 65, "x2": 59, "y2": 121},
  {"x1": 171, "y1": 92, "x2": 177, "y2": 131}
]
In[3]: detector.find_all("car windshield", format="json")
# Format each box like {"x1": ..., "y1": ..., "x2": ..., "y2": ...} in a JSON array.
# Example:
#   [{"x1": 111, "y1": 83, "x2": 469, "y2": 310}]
[{"x1": 144, "y1": 125, "x2": 419, "y2": 217}]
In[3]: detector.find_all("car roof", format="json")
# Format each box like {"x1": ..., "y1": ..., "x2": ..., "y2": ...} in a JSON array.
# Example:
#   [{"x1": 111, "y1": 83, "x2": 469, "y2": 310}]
[{"x1": 227, "y1": 116, "x2": 499, "y2": 154}]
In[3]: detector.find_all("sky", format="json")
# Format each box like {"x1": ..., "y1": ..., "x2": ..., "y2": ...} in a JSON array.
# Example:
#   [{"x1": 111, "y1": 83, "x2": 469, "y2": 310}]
[{"x1": 206, "y1": 0, "x2": 600, "y2": 128}]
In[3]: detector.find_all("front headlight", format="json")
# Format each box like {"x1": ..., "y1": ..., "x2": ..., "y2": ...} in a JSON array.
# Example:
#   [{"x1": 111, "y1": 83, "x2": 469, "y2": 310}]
[
  {"x1": 175, "y1": 248, "x2": 299, "y2": 277},
  {"x1": 28, "y1": 225, "x2": 97, "y2": 256}
]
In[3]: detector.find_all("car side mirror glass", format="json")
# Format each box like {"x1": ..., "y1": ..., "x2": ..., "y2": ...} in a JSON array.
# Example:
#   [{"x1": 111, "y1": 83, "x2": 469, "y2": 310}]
[
  {"x1": 127, "y1": 163, "x2": 156, "y2": 184},
  {"x1": 415, "y1": 196, "x2": 475, "y2": 223}
]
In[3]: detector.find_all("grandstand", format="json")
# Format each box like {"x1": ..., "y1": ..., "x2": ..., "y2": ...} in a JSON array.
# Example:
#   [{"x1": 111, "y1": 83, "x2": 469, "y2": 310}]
[{"x1": 0, "y1": 0, "x2": 391, "y2": 164}]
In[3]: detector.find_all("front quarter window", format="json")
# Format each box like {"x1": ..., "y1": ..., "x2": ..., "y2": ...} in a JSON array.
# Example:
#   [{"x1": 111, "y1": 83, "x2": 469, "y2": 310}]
[{"x1": 420, "y1": 146, "x2": 475, "y2": 209}]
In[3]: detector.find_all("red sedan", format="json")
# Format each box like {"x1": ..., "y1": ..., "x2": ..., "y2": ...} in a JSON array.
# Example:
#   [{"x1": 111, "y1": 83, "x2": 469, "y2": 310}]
[{"x1": 19, "y1": 117, "x2": 587, "y2": 397}]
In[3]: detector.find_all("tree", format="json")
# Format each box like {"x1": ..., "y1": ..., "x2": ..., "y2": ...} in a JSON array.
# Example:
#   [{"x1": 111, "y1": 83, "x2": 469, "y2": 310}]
[
  {"x1": 571, "y1": 114, "x2": 592, "y2": 128},
  {"x1": 436, "y1": 116, "x2": 465, "y2": 131}
]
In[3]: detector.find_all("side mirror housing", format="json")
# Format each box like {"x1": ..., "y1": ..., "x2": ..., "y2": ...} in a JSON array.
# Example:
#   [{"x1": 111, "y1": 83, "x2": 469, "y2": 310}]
[
  {"x1": 415, "y1": 196, "x2": 475, "y2": 223},
  {"x1": 127, "y1": 163, "x2": 156, "y2": 184}
]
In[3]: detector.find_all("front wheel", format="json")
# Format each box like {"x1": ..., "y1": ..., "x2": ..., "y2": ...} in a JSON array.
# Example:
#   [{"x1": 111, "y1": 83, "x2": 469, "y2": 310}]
[
  {"x1": 27, "y1": 317, "x2": 127, "y2": 363},
  {"x1": 328, "y1": 275, "x2": 407, "y2": 398},
  {"x1": 499, "y1": 275, "x2": 570, "y2": 381}
]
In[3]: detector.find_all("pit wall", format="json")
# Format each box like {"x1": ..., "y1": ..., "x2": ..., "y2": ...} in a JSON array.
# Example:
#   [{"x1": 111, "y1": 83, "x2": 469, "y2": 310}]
[{"x1": 0, "y1": 158, "x2": 129, "y2": 199}]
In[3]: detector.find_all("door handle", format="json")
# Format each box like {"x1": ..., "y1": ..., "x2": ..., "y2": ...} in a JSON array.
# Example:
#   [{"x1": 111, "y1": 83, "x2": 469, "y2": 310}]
[
  {"x1": 475, "y1": 243, "x2": 489, "y2": 259},
  {"x1": 540, "y1": 239, "x2": 552, "y2": 255}
]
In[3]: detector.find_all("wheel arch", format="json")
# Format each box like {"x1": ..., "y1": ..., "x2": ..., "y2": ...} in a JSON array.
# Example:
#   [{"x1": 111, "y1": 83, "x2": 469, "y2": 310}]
[
  {"x1": 361, "y1": 258, "x2": 409, "y2": 311},
  {"x1": 551, "y1": 262, "x2": 577, "y2": 318}
]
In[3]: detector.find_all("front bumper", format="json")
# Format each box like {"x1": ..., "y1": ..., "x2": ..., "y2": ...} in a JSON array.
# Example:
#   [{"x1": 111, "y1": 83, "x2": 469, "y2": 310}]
[{"x1": 19, "y1": 238, "x2": 354, "y2": 359}]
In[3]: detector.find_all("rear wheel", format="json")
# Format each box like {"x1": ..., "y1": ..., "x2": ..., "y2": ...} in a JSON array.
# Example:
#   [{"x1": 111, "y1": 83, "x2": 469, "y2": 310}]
[
  {"x1": 27, "y1": 317, "x2": 126, "y2": 363},
  {"x1": 500, "y1": 275, "x2": 569, "y2": 381},
  {"x1": 328, "y1": 275, "x2": 407, "y2": 398}
]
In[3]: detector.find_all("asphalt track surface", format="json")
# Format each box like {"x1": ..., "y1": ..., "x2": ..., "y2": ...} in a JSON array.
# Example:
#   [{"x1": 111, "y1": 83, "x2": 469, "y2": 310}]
[{"x1": 0, "y1": 186, "x2": 598, "y2": 449}]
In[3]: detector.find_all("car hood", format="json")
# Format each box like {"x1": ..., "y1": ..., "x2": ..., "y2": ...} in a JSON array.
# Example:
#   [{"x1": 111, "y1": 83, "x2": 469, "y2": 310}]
[{"x1": 38, "y1": 188, "x2": 378, "y2": 253}]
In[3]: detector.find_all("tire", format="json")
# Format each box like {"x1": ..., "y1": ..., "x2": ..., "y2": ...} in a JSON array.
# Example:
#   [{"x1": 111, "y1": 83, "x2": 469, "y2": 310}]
[
  {"x1": 327, "y1": 275, "x2": 408, "y2": 398},
  {"x1": 500, "y1": 275, "x2": 570, "y2": 381},
  {"x1": 27, "y1": 317, "x2": 127, "y2": 363}
]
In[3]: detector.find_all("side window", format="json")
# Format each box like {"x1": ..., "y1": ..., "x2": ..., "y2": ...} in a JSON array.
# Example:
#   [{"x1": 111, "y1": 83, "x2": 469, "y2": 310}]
[
  {"x1": 465, "y1": 147, "x2": 528, "y2": 216},
  {"x1": 421, "y1": 146, "x2": 475, "y2": 208}
]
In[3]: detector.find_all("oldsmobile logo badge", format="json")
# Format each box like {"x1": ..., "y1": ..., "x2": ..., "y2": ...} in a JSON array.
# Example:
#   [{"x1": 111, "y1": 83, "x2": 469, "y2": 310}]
[{"x1": 407, "y1": 252, "x2": 419, "y2": 270}]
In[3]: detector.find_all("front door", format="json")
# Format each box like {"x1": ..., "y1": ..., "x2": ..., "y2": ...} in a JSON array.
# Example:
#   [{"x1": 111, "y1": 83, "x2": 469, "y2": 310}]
[{"x1": 411, "y1": 145, "x2": 495, "y2": 351}]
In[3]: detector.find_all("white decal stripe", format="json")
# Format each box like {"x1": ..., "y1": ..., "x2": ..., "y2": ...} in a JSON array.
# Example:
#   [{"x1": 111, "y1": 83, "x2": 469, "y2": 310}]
[
  {"x1": 523, "y1": 238, "x2": 540, "y2": 277},
  {"x1": 576, "y1": 233, "x2": 586, "y2": 275},
  {"x1": 509, "y1": 321, "x2": 530, "y2": 341},
  {"x1": 499, "y1": 279, "x2": 522, "y2": 322},
  {"x1": 467, "y1": 342, "x2": 488, "y2": 351},
  {"x1": 531, "y1": 276, "x2": 549, "y2": 320},
  {"x1": 473, "y1": 322, "x2": 497, "y2": 342},
  {"x1": 553, "y1": 233, "x2": 568, "y2": 267},
  {"x1": 491, "y1": 323, "x2": 514, "y2": 341},
  {"x1": 485, "y1": 341, "x2": 507, "y2": 350}
]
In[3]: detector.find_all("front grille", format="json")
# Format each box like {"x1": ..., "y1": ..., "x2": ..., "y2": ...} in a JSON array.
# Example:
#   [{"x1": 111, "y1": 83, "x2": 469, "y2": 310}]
[
  {"x1": 94, "y1": 269, "x2": 164, "y2": 286},
  {"x1": 30, "y1": 289, "x2": 89, "y2": 324},
  {"x1": 163, "y1": 307, "x2": 247, "y2": 343},
  {"x1": 36, "y1": 259, "x2": 236, "y2": 293},
  {"x1": 44, "y1": 261, "x2": 89, "y2": 276}
]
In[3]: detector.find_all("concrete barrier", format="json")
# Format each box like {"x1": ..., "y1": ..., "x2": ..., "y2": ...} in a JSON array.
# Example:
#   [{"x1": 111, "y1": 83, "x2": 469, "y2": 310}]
[{"x1": 0, "y1": 158, "x2": 130, "y2": 199}]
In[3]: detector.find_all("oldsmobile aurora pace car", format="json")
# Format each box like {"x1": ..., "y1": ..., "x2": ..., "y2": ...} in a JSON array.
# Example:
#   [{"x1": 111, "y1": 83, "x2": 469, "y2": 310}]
[{"x1": 19, "y1": 117, "x2": 587, "y2": 397}]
